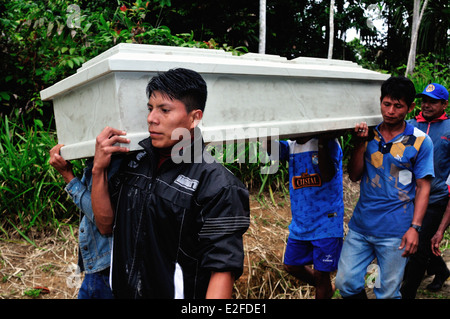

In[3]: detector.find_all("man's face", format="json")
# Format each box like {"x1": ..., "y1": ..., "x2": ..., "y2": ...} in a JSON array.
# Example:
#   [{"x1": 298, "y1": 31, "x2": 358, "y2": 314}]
[
  {"x1": 420, "y1": 96, "x2": 448, "y2": 121},
  {"x1": 380, "y1": 95, "x2": 414, "y2": 126},
  {"x1": 147, "y1": 91, "x2": 202, "y2": 149}
]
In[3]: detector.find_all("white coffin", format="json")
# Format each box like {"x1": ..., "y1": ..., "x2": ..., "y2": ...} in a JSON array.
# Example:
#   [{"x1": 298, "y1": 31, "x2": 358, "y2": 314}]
[{"x1": 40, "y1": 43, "x2": 389, "y2": 160}]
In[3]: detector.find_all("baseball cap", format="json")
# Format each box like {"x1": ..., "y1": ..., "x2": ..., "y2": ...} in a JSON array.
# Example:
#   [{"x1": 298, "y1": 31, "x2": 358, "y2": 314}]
[{"x1": 416, "y1": 83, "x2": 449, "y2": 100}]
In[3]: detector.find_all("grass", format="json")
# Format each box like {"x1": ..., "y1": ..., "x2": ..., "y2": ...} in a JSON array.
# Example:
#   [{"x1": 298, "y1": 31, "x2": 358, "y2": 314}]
[
  {"x1": 234, "y1": 191, "x2": 316, "y2": 299},
  {"x1": 207, "y1": 141, "x2": 290, "y2": 201},
  {"x1": 0, "y1": 115, "x2": 81, "y2": 243},
  {"x1": 0, "y1": 226, "x2": 80, "y2": 299}
]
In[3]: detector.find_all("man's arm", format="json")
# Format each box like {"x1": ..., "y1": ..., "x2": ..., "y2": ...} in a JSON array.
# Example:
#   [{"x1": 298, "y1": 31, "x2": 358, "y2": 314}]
[
  {"x1": 399, "y1": 177, "x2": 431, "y2": 257},
  {"x1": 431, "y1": 198, "x2": 450, "y2": 256},
  {"x1": 317, "y1": 137, "x2": 337, "y2": 183},
  {"x1": 348, "y1": 122, "x2": 368, "y2": 182},
  {"x1": 205, "y1": 271, "x2": 234, "y2": 299},
  {"x1": 91, "y1": 167, "x2": 114, "y2": 235},
  {"x1": 49, "y1": 144, "x2": 75, "y2": 184},
  {"x1": 92, "y1": 127, "x2": 129, "y2": 235},
  {"x1": 317, "y1": 130, "x2": 347, "y2": 183}
]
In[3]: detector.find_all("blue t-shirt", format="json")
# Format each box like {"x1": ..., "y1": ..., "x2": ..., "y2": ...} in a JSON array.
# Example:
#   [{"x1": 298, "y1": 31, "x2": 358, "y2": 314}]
[
  {"x1": 349, "y1": 122, "x2": 435, "y2": 238},
  {"x1": 278, "y1": 138, "x2": 344, "y2": 241}
]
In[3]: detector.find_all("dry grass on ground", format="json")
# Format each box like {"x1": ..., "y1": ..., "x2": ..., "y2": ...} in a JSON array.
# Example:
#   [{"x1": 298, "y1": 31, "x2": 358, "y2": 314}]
[{"x1": 0, "y1": 227, "x2": 79, "y2": 299}]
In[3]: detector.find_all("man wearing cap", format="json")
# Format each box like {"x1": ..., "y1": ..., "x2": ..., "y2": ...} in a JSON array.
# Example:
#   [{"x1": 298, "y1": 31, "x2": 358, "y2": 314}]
[{"x1": 401, "y1": 83, "x2": 450, "y2": 298}]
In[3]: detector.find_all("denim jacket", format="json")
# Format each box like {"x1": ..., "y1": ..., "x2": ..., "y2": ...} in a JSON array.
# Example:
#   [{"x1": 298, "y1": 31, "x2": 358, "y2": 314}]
[{"x1": 65, "y1": 158, "x2": 121, "y2": 274}]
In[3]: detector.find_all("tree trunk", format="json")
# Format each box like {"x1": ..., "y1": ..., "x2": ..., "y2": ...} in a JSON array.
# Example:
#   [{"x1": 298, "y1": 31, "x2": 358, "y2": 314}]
[
  {"x1": 259, "y1": 0, "x2": 266, "y2": 54},
  {"x1": 405, "y1": 0, "x2": 429, "y2": 76},
  {"x1": 327, "y1": 0, "x2": 335, "y2": 59}
]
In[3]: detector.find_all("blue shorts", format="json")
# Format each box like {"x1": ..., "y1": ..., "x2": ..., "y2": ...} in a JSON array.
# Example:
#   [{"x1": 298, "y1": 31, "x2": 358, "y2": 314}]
[{"x1": 284, "y1": 237, "x2": 343, "y2": 272}]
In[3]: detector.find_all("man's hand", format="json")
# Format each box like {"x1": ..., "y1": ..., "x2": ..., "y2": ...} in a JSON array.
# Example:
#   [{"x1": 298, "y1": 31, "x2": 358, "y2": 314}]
[
  {"x1": 93, "y1": 127, "x2": 129, "y2": 172},
  {"x1": 431, "y1": 199, "x2": 450, "y2": 256},
  {"x1": 431, "y1": 231, "x2": 444, "y2": 256},
  {"x1": 49, "y1": 144, "x2": 75, "y2": 184},
  {"x1": 399, "y1": 227, "x2": 419, "y2": 257},
  {"x1": 355, "y1": 122, "x2": 369, "y2": 138},
  {"x1": 348, "y1": 122, "x2": 369, "y2": 182}
]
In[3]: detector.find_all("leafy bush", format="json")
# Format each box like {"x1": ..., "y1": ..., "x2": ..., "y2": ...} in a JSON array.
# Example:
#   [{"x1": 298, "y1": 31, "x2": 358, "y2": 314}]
[
  {"x1": 0, "y1": 0, "x2": 247, "y2": 238},
  {"x1": 0, "y1": 0, "x2": 245, "y2": 123},
  {"x1": 207, "y1": 141, "x2": 290, "y2": 204}
]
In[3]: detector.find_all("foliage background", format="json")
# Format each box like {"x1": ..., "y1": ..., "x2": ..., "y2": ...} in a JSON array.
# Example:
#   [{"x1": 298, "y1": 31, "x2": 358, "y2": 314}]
[{"x1": 0, "y1": 0, "x2": 448, "y2": 239}]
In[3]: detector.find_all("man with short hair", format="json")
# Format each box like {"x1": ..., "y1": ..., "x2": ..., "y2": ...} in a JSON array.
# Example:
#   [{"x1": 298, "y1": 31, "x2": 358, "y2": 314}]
[
  {"x1": 335, "y1": 76, "x2": 434, "y2": 299},
  {"x1": 91, "y1": 68, "x2": 250, "y2": 299}
]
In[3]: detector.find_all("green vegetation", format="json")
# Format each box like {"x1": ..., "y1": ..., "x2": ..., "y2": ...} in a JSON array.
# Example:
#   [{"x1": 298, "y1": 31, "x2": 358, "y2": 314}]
[
  {"x1": 0, "y1": 115, "x2": 80, "y2": 241},
  {"x1": 404, "y1": 54, "x2": 449, "y2": 118},
  {"x1": 0, "y1": 1, "x2": 448, "y2": 246},
  {"x1": 0, "y1": 0, "x2": 247, "y2": 121}
]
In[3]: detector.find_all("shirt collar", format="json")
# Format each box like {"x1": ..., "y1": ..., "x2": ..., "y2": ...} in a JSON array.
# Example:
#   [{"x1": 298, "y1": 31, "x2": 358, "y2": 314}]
[
  {"x1": 375, "y1": 121, "x2": 413, "y2": 142},
  {"x1": 415, "y1": 111, "x2": 449, "y2": 123}
]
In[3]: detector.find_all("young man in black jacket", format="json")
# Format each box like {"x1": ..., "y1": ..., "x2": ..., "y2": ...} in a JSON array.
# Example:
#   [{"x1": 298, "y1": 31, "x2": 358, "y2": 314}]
[{"x1": 91, "y1": 68, "x2": 250, "y2": 299}]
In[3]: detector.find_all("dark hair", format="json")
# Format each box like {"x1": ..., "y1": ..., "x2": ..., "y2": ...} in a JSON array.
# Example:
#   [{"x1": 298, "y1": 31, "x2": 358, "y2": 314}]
[
  {"x1": 146, "y1": 68, "x2": 207, "y2": 113},
  {"x1": 380, "y1": 76, "x2": 416, "y2": 107}
]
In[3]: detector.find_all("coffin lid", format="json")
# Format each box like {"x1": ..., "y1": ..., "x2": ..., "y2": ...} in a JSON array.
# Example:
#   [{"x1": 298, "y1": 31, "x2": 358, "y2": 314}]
[{"x1": 41, "y1": 43, "x2": 388, "y2": 101}]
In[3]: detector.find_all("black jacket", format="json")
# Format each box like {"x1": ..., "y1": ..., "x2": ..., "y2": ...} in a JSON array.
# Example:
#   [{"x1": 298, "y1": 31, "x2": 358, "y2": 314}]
[{"x1": 109, "y1": 130, "x2": 250, "y2": 299}]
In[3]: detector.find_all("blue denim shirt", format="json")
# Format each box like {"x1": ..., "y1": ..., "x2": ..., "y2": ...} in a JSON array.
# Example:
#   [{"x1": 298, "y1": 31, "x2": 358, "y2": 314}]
[{"x1": 65, "y1": 158, "x2": 122, "y2": 274}]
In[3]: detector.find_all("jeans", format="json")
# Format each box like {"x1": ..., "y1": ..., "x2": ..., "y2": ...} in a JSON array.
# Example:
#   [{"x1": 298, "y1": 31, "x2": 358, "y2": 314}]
[
  {"x1": 335, "y1": 229, "x2": 408, "y2": 299},
  {"x1": 78, "y1": 269, "x2": 114, "y2": 299}
]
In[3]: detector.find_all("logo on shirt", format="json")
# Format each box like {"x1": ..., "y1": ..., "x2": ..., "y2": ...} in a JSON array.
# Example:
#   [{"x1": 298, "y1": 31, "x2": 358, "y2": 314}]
[
  {"x1": 174, "y1": 175, "x2": 199, "y2": 192},
  {"x1": 322, "y1": 254, "x2": 334, "y2": 263},
  {"x1": 292, "y1": 169, "x2": 322, "y2": 189},
  {"x1": 311, "y1": 153, "x2": 319, "y2": 165}
]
